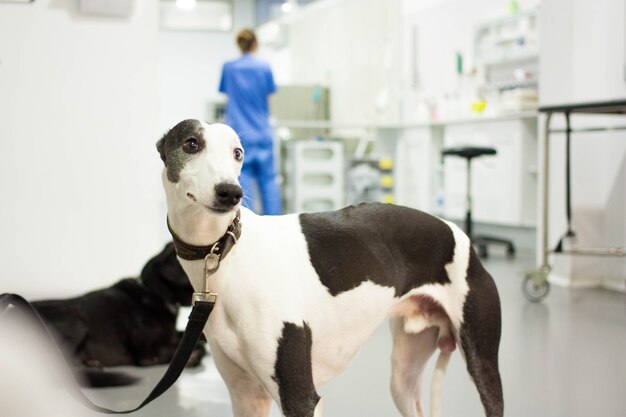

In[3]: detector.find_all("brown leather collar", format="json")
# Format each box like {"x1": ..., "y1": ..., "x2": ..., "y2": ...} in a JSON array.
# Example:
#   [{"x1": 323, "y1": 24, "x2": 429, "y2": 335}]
[{"x1": 167, "y1": 210, "x2": 242, "y2": 262}]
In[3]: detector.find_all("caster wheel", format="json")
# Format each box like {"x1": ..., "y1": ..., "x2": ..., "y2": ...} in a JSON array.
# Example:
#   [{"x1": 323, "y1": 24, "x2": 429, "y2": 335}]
[
  {"x1": 522, "y1": 271, "x2": 550, "y2": 302},
  {"x1": 478, "y1": 244, "x2": 489, "y2": 259}
]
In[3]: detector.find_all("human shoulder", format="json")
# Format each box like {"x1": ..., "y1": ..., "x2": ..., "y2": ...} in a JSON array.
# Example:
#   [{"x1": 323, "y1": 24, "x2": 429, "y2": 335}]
[
  {"x1": 223, "y1": 58, "x2": 239, "y2": 68},
  {"x1": 243, "y1": 54, "x2": 270, "y2": 68},
  {"x1": 256, "y1": 57, "x2": 272, "y2": 69},
  {"x1": 252, "y1": 58, "x2": 273, "y2": 75}
]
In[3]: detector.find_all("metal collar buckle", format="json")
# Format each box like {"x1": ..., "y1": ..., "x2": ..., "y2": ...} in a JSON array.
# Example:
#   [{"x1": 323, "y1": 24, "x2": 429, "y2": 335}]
[
  {"x1": 192, "y1": 291, "x2": 217, "y2": 305},
  {"x1": 195, "y1": 243, "x2": 221, "y2": 305}
]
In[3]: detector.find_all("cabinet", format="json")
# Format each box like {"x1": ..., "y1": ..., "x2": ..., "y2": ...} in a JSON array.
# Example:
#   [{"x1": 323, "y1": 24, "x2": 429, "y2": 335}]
[
  {"x1": 442, "y1": 117, "x2": 537, "y2": 227},
  {"x1": 474, "y1": 9, "x2": 540, "y2": 112},
  {"x1": 285, "y1": 140, "x2": 345, "y2": 213}
]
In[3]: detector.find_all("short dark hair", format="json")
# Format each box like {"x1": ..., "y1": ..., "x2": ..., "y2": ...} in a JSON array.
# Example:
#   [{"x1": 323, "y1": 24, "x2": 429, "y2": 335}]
[{"x1": 236, "y1": 29, "x2": 257, "y2": 53}]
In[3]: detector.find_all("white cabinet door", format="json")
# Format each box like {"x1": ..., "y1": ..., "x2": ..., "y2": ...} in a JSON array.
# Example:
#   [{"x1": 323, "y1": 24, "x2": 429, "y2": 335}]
[
  {"x1": 393, "y1": 127, "x2": 436, "y2": 212},
  {"x1": 442, "y1": 120, "x2": 525, "y2": 226}
]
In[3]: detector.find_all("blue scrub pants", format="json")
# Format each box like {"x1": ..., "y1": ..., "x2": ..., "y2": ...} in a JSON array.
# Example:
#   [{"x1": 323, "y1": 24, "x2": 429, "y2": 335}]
[{"x1": 239, "y1": 141, "x2": 282, "y2": 215}]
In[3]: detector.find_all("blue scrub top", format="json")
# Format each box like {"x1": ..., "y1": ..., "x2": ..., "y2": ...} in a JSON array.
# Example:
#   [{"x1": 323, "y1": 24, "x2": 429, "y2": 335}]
[{"x1": 219, "y1": 54, "x2": 277, "y2": 146}]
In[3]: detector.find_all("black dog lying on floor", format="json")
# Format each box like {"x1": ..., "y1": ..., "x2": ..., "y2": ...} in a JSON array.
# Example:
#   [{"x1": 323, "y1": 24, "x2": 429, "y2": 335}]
[{"x1": 31, "y1": 242, "x2": 206, "y2": 387}]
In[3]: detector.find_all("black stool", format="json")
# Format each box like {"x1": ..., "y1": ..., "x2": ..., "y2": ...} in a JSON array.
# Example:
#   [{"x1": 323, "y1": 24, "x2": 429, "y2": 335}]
[{"x1": 442, "y1": 146, "x2": 515, "y2": 258}]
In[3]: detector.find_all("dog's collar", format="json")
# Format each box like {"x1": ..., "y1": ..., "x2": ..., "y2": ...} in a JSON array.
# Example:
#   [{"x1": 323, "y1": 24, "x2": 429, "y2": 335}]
[{"x1": 167, "y1": 210, "x2": 242, "y2": 262}]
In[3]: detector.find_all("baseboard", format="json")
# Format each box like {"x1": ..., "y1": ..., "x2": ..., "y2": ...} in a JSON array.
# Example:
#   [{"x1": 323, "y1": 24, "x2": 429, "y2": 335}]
[
  {"x1": 446, "y1": 219, "x2": 536, "y2": 254},
  {"x1": 548, "y1": 272, "x2": 604, "y2": 289},
  {"x1": 602, "y1": 280, "x2": 626, "y2": 293}
]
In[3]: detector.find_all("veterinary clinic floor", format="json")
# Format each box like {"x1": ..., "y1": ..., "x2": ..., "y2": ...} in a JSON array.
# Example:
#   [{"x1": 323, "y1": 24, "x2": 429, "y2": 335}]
[{"x1": 81, "y1": 255, "x2": 626, "y2": 417}]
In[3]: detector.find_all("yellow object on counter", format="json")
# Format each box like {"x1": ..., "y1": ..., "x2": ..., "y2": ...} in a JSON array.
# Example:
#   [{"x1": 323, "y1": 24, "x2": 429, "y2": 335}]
[{"x1": 471, "y1": 100, "x2": 487, "y2": 113}]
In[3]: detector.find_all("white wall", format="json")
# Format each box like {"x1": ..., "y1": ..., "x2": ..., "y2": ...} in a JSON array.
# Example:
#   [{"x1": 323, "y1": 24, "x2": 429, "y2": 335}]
[
  {"x1": 158, "y1": 0, "x2": 256, "y2": 132},
  {"x1": 259, "y1": 0, "x2": 404, "y2": 125},
  {"x1": 541, "y1": 0, "x2": 626, "y2": 105},
  {"x1": 0, "y1": 0, "x2": 162, "y2": 298},
  {"x1": 539, "y1": 0, "x2": 626, "y2": 290}
]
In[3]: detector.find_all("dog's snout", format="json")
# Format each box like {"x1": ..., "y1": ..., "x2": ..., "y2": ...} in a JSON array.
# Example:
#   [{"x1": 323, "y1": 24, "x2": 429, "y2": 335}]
[{"x1": 215, "y1": 183, "x2": 243, "y2": 207}]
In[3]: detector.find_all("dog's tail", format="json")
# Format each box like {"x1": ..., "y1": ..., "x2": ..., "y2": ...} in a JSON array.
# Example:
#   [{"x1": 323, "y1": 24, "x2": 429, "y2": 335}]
[
  {"x1": 429, "y1": 350, "x2": 452, "y2": 417},
  {"x1": 77, "y1": 368, "x2": 140, "y2": 388}
]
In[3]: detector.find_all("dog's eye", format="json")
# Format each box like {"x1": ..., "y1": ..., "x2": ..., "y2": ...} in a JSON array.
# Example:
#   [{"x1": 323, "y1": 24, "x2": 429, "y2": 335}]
[
  {"x1": 234, "y1": 148, "x2": 243, "y2": 161},
  {"x1": 182, "y1": 138, "x2": 200, "y2": 153}
]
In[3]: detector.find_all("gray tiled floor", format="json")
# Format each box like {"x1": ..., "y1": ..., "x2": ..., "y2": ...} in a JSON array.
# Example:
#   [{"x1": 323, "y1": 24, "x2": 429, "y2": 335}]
[{"x1": 80, "y1": 255, "x2": 626, "y2": 417}]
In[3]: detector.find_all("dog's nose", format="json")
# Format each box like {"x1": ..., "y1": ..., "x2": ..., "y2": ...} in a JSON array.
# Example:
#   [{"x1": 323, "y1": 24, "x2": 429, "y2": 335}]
[{"x1": 215, "y1": 183, "x2": 243, "y2": 207}]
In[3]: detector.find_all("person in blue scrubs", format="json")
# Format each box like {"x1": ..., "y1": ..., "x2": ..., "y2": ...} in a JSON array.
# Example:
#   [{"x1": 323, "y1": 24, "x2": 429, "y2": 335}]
[{"x1": 219, "y1": 29, "x2": 282, "y2": 215}]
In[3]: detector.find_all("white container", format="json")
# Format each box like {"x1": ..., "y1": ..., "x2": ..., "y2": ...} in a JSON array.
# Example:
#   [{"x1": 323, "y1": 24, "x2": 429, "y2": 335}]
[{"x1": 287, "y1": 141, "x2": 344, "y2": 213}]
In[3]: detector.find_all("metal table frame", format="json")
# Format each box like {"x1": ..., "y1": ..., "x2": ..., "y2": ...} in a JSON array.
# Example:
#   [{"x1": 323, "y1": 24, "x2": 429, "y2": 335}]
[{"x1": 523, "y1": 99, "x2": 626, "y2": 301}]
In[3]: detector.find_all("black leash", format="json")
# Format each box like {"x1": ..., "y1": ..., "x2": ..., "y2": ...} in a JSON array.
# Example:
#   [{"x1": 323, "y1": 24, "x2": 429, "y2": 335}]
[{"x1": 0, "y1": 292, "x2": 213, "y2": 414}]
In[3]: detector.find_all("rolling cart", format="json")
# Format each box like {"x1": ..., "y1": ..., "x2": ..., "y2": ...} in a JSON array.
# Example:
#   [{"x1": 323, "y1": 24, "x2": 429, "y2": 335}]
[{"x1": 524, "y1": 99, "x2": 626, "y2": 301}]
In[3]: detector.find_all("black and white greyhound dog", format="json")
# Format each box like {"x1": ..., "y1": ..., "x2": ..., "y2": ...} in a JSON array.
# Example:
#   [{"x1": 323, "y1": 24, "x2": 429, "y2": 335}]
[{"x1": 157, "y1": 120, "x2": 503, "y2": 417}]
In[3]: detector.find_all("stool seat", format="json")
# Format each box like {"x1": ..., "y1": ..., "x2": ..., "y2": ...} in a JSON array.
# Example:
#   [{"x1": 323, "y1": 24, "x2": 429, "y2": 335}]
[{"x1": 442, "y1": 146, "x2": 496, "y2": 159}]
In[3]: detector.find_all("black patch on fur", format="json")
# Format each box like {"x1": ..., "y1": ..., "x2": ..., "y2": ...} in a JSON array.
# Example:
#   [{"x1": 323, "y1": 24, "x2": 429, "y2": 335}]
[
  {"x1": 299, "y1": 203, "x2": 455, "y2": 297},
  {"x1": 156, "y1": 119, "x2": 205, "y2": 182},
  {"x1": 459, "y1": 248, "x2": 504, "y2": 417},
  {"x1": 272, "y1": 322, "x2": 320, "y2": 417}
]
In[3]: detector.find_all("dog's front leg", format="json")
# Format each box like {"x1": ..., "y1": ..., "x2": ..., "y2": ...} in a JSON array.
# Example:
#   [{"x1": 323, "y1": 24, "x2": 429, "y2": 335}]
[
  {"x1": 210, "y1": 342, "x2": 273, "y2": 417},
  {"x1": 271, "y1": 321, "x2": 322, "y2": 417}
]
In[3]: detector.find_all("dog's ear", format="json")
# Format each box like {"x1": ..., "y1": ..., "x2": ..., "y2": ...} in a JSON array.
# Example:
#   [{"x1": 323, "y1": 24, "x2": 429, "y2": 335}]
[
  {"x1": 141, "y1": 243, "x2": 190, "y2": 286},
  {"x1": 141, "y1": 243, "x2": 193, "y2": 306},
  {"x1": 156, "y1": 136, "x2": 167, "y2": 165}
]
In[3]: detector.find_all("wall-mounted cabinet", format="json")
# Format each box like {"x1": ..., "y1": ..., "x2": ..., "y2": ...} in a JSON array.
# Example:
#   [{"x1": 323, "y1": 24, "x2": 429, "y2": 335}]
[
  {"x1": 474, "y1": 9, "x2": 540, "y2": 112},
  {"x1": 474, "y1": 10, "x2": 539, "y2": 68}
]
